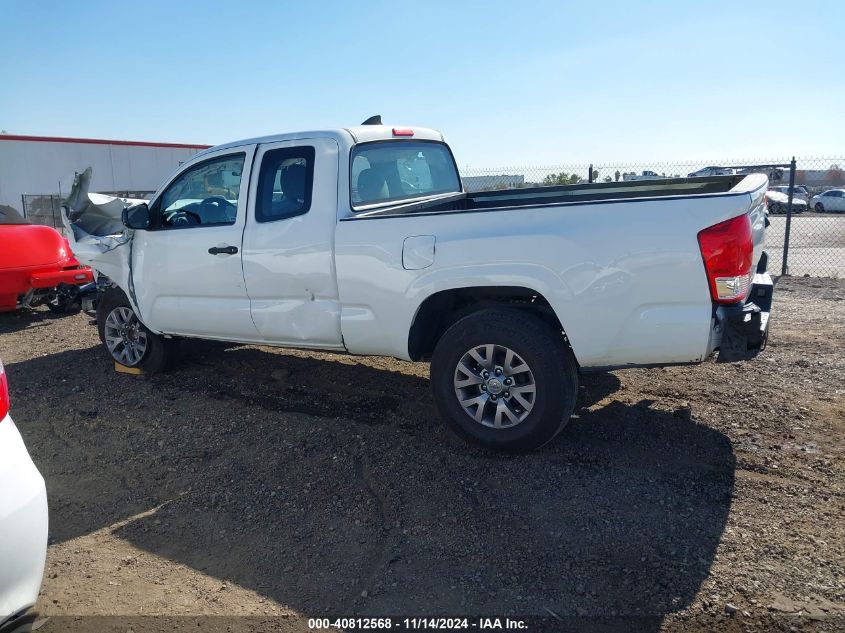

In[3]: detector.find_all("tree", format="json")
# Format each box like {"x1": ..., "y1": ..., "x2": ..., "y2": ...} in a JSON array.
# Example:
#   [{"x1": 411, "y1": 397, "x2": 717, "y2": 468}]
[
  {"x1": 603, "y1": 176, "x2": 613, "y2": 183},
  {"x1": 542, "y1": 172, "x2": 580, "y2": 186},
  {"x1": 825, "y1": 164, "x2": 845, "y2": 186},
  {"x1": 614, "y1": 170, "x2": 621, "y2": 182}
]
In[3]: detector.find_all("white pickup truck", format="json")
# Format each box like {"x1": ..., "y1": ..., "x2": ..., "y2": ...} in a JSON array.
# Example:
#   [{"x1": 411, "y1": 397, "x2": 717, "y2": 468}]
[{"x1": 66, "y1": 120, "x2": 773, "y2": 451}]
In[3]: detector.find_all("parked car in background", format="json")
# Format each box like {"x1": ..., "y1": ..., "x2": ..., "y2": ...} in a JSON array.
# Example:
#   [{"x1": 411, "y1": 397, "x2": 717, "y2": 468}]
[
  {"x1": 0, "y1": 207, "x2": 94, "y2": 313},
  {"x1": 0, "y1": 359, "x2": 48, "y2": 630},
  {"x1": 736, "y1": 166, "x2": 784, "y2": 182},
  {"x1": 810, "y1": 189, "x2": 845, "y2": 213},
  {"x1": 765, "y1": 189, "x2": 807, "y2": 214},
  {"x1": 66, "y1": 121, "x2": 773, "y2": 451},
  {"x1": 769, "y1": 185, "x2": 810, "y2": 205},
  {"x1": 688, "y1": 166, "x2": 734, "y2": 177},
  {"x1": 622, "y1": 170, "x2": 664, "y2": 182},
  {"x1": 793, "y1": 185, "x2": 810, "y2": 198}
]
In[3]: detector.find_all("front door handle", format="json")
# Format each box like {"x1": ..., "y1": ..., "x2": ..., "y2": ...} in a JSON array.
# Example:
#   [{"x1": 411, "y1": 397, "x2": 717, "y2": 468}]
[{"x1": 208, "y1": 244, "x2": 238, "y2": 255}]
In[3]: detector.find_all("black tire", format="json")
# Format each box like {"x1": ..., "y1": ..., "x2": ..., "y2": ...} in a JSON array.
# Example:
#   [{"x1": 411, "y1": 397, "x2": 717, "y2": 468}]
[
  {"x1": 96, "y1": 287, "x2": 174, "y2": 373},
  {"x1": 815, "y1": 203, "x2": 824, "y2": 213},
  {"x1": 430, "y1": 308, "x2": 578, "y2": 452}
]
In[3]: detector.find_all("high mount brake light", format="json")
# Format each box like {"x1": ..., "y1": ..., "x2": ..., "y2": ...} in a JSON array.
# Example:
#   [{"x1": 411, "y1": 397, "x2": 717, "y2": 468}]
[
  {"x1": 697, "y1": 214, "x2": 754, "y2": 304},
  {"x1": 392, "y1": 128, "x2": 414, "y2": 137},
  {"x1": 0, "y1": 359, "x2": 9, "y2": 419}
]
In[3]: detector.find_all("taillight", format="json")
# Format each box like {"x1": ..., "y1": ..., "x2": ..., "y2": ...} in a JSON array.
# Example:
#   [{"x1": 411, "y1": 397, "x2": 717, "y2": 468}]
[
  {"x1": 392, "y1": 128, "x2": 414, "y2": 137},
  {"x1": 0, "y1": 359, "x2": 9, "y2": 419},
  {"x1": 697, "y1": 214, "x2": 754, "y2": 304}
]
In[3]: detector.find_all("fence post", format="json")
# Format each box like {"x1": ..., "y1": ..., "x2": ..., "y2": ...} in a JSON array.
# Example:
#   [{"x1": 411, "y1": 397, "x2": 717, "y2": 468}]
[
  {"x1": 588, "y1": 164, "x2": 594, "y2": 184},
  {"x1": 781, "y1": 157, "x2": 796, "y2": 276},
  {"x1": 21, "y1": 194, "x2": 27, "y2": 218}
]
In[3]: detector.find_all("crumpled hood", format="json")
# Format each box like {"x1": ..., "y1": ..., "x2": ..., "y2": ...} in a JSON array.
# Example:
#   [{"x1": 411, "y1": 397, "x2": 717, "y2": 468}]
[
  {"x1": 61, "y1": 167, "x2": 142, "y2": 286},
  {"x1": 63, "y1": 167, "x2": 135, "y2": 238}
]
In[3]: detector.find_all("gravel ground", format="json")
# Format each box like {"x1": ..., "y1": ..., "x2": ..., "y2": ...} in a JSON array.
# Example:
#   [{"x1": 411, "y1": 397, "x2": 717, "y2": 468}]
[{"x1": 1, "y1": 276, "x2": 843, "y2": 633}]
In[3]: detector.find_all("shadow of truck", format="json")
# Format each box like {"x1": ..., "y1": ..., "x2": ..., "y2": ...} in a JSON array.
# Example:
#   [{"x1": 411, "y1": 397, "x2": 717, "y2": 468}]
[{"x1": 8, "y1": 341, "x2": 735, "y2": 630}]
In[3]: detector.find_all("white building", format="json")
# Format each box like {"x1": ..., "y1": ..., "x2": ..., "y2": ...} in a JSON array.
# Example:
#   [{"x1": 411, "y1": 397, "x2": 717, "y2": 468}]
[{"x1": 0, "y1": 134, "x2": 209, "y2": 218}]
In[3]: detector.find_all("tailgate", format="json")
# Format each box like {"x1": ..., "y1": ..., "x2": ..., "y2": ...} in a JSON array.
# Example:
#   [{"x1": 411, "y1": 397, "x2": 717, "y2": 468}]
[
  {"x1": 729, "y1": 173, "x2": 769, "y2": 272},
  {"x1": 709, "y1": 174, "x2": 773, "y2": 362}
]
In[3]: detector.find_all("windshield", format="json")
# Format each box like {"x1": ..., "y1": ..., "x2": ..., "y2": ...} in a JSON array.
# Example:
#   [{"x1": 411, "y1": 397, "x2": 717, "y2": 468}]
[{"x1": 351, "y1": 141, "x2": 461, "y2": 209}]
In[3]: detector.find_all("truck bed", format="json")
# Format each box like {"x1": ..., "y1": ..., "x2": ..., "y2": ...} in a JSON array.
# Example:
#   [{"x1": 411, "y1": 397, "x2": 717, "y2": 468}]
[
  {"x1": 336, "y1": 171, "x2": 768, "y2": 368},
  {"x1": 353, "y1": 175, "x2": 746, "y2": 218}
]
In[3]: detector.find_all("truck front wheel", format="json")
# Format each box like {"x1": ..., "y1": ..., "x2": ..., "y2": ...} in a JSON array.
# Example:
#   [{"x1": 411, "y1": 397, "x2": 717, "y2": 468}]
[
  {"x1": 430, "y1": 308, "x2": 578, "y2": 451},
  {"x1": 96, "y1": 287, "x2": 174, "y2": 373}
]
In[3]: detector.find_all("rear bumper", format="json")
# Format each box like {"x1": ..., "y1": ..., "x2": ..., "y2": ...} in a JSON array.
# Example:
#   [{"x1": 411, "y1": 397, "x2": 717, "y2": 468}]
[
  {"x1": 711, "y1": 271, "x2": 773, "y2": 362},
  {"x1": 29, "y1": 267, "x2": 93, "y2": 289},
  {"x1": 0, "y1": 415, "x2": 48, "y2": 626},
  {"x1": 0, "y1": 266, "x2": 94, "y2": 312}
]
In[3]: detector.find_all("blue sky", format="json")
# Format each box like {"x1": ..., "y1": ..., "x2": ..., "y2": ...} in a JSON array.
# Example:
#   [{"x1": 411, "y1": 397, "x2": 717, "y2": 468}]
[{"x1": 1, "y1": 0, "x2": 842, "y2": 167}]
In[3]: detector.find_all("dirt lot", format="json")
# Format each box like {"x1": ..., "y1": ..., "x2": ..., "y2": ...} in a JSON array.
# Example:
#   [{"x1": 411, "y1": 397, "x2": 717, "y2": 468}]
[{"x1": 1, "y1": 276, "x2": 843, "y2": 632}]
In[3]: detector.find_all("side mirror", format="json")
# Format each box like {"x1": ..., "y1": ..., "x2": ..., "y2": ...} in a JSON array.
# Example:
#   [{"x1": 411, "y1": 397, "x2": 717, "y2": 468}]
[{"x1": 122, "y1": 203, "x2": 150, "y2": 230}]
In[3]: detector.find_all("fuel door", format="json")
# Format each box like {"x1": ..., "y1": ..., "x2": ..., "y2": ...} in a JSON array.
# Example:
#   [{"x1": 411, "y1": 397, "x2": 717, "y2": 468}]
[{"x1": 402, "y1": 235, "x2": 436, "y2": 270}]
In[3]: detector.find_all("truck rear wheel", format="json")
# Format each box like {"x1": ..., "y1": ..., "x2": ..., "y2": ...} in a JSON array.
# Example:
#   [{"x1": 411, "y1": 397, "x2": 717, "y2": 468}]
[
  {"x1": 96, "y1": 287, "x2": 174, "y2": 373},
  {"x1": 430, "y1": 308, "x2": 578, "y2": 451}
]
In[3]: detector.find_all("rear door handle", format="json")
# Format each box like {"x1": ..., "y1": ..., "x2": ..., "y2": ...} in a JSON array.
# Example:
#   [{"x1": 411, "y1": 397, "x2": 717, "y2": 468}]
[{"x1": 208, "y1": 244, "x2": 238, "y2": 255}]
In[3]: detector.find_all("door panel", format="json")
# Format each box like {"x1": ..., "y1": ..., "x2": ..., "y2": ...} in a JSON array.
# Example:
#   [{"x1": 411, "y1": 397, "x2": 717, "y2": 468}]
[
  {"x1": 132, "y1": 147, "x2": 259, "y2": 339},
  {"x1": 242, "y1": 138, "x2": 344, "y2": 348}
]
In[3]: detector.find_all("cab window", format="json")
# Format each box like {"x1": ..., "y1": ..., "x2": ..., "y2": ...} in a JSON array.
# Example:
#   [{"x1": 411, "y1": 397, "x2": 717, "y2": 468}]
[
  {"x1": 255, "y1": 147, "x2": 315, "y2": 222},
  {"x1": 350, "y1": 141, "x2": 461, "y2": 209},
  {"x1": 158, "y1": 154, "x2": 245, "y2": 228}
]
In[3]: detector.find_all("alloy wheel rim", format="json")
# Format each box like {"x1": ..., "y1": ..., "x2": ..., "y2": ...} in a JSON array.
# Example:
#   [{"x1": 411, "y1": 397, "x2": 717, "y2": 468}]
[
  {"x1": 104, "y1": 306, "x2": 148, "y2": 366},
  {"x1": 453, "y1": 343, "x2": 536, "y2": 429}
]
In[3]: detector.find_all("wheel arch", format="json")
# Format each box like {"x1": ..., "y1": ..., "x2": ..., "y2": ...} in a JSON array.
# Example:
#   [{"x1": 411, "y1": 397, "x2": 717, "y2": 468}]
[{"x1": 407, "y1": 285, "x2": 577, "y2": 364}]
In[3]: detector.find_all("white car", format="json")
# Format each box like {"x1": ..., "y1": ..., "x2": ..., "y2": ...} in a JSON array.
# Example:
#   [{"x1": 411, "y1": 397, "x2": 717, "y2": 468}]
[
  {"x1": 769, "y1": 185, "x2": 809, "y2": 204},
  {"x1": 764, "y1": 189, "x2": 807, "y2": 214},
  {"x1": 0, "y1": 359, "x2": 48, "y2": 628},
  {"x1": 66, "y1": 121, "x2": 773, "y2": 451},
  {"x1": 810, "y1": 189, "x2": 845, "y2": 213}
]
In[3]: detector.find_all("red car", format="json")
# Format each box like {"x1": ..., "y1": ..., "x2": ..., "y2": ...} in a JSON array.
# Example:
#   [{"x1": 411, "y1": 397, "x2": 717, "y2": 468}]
[{"x1": 0, "y1": 207, "x2": 94, "y2": 313}]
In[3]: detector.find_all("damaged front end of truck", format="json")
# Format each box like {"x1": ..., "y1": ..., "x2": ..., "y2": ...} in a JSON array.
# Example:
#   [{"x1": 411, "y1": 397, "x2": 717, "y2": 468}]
[{"x1": 61, "y1": 167, "x2": 143, "y2": 313}]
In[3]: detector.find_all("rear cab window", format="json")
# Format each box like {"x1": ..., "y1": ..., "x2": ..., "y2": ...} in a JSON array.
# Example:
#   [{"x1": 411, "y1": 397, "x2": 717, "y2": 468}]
[
  {"x1": 255, "y1": 147, "x2": 315, "y2": 222},
  {"x1": 351, "y1": 141, "x2": 461, "y2": 210}
]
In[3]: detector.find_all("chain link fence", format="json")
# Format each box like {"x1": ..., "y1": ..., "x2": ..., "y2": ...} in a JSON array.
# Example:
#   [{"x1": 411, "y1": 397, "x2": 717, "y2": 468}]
[
  {"x1": 20, "y1": 194, "x2": 64, "y2": 230},
  {"x1": 20, "y1": 157, "x2": 844, "y2": 277},
  {"x1": 462, "y1": 156, "x2": 845, "y2": 278},
  {"x1": 21, "y1": 190, "x2": 155, "y2": 233}
]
